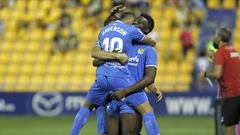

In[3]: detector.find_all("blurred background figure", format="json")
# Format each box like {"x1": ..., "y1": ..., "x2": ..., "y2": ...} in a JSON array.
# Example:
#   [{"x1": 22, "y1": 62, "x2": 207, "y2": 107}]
[
  {"x1": 51, "y1": 27, "x2": 79, "y2": 55},
  {"x1": 59, "y1": 4, "x2": 72, "y2": 28},
  {"x1": 180, "y1": 23, "x2": 194, "y2": 57},
  {"x1": 196, "y1": 40, "x2": 218, "y2": 90}
]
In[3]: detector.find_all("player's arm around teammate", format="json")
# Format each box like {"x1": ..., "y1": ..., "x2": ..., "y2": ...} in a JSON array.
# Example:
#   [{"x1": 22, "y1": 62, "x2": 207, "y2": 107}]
[
  {"x1": 92, "y1": 60, "x2": 164, "y2": 103},
  {"x1": 111, "y1": 67, "x2": 156, "y2": 100},
  {"x1": 110, "y1": 67, "x2": 158, "y2": 116},
  {"x1": 92, "y1": 59, "x2": 105, "y2": 67}
]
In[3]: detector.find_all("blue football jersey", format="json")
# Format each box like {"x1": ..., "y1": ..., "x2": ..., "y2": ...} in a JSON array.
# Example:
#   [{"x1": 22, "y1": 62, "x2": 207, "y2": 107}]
[
  {"x1": 128, "y1": 44, "x2": 157, "y2": 82},
  {"x1": 96, "y1": 20, "x2": 145, "y2": 77}
]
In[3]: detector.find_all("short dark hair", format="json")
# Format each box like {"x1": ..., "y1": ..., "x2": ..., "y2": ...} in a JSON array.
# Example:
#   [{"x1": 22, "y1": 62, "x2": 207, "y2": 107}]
[
  {"x1": 104, "y1": 15, "x2": 118, "y2": 26},
  {"x1": 140, "y1": 13, "x2": 155, "y2": 32},
  {"x1": 218, "y1": 27, "x2": 232, "y2": 43},
  {"x1": 120, "y1": 11, "x2": 136, "y2": 19}
]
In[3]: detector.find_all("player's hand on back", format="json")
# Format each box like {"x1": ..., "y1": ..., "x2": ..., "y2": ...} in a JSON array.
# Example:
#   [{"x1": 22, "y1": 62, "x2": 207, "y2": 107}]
[
  {"x1": 146, "y1": 83, "x2": 162, "y2": 103},
  {"x1": 156, "y1": 90, "x2": 163, "y2": 103},
  {"x1": 110, "y1": 5, "x2": 126, "y2": 14},
  {"x1": 110, "y1": 90, "x2": 127, "y2": 100}
]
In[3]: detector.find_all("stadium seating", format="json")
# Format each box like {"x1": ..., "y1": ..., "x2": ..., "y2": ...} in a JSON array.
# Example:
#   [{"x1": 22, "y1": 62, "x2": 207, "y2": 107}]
[
  {"x1": 223, "y1": 0, "x2": 236, "y2": 9},
  {"x1": 207, "y1": 0, "x2": 221, "y2": 9},
  {"x1": 0, "y1": 0, "x2": 207, "y2": 92},
  {"x1": 207, "y1": 0, "x2": 237, "y2": 9}
]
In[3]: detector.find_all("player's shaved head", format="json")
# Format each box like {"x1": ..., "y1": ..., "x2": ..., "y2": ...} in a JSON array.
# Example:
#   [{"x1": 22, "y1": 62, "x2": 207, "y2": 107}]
[
  {"x1": 120, "y1": 11, "x2": 136, "y2": 24},
  {"x1": 140, "y1": 13, "x2": 155, "y2": 33},
  {"x1": 134, "y1": 13, "x2": 155, "y2": 34},
  {"x1": 120, "y1": 11, "x2": 136, "y2": 19}
]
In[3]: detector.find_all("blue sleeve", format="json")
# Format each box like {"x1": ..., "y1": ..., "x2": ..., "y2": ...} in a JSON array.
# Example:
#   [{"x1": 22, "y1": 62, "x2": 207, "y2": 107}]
[
  {"x1": 96, "y1": 29, "x2": 104, "y2": 49},
  {"x1": 129, "y1": 26, "x2": 145, "y2": 41},
  {"x1": 96, "y1": 41, "x2": 101, "y2": 48},
  {"x1": 145, "y1": 47, "x2": 157, "y2": 68}
]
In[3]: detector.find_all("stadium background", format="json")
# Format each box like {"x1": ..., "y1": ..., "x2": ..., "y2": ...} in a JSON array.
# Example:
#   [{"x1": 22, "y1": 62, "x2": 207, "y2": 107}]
[{"x1": 0, "y1": 0, "x2": 239, "y2": 135}]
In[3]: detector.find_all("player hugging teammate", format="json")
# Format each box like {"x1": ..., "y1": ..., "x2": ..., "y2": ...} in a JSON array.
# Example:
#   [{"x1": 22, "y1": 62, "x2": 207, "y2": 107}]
[{"x1": 70, "y1": 5, "x2": 162, "y2": 135}]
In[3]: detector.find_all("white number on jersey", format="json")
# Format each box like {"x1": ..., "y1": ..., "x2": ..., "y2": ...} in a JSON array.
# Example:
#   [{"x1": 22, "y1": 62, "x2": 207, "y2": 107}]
[{"x1": 103, "y1": 37, "x2": 123, "y2": 52}]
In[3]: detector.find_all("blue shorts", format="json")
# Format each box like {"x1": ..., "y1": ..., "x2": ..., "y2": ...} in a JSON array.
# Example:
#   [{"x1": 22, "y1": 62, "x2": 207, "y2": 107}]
[
  {"x1": 87, "y1": 75, "x2": 148, "y2": 107},
  {"x1": 86, "y1": 75, "x2": 135, "y2": 106},
  {"x1": 126, "y1": 90, "x2": 149, "y2": 107},
  {"x1": 106, "y1": 100, "x2": 136, "y2": 117},
  {"x1": 86, "y1": 75, "x2": 109, "y2": 106},
  {"x1": 106, "y1": 77, "x2": 148, "y2": 106},
  {"x1": 106, "y1": 76, "x2": 135, "y2": 91}
]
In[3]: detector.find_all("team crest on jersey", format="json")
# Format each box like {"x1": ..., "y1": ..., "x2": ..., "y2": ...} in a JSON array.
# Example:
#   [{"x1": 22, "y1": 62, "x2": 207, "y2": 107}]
[{"x1": 138, "y1": 48, "x2": 144, "y2": 54}]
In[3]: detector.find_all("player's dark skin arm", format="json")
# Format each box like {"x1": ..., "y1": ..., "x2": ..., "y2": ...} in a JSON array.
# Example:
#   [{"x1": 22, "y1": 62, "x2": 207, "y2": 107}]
[
  {"x1": 93, "y1": 59, "x2": 162, "y2": 102},
  {"x1": 92, "y1": 59, "x2": 105, "y2": 67},
  {"x1": 141, "y1": 36, "x2": 156, "y2": 46},
  {"x1": 110, "y1": 67, "x2": 156, "y2": 100},
  {"x1": 201, "y1": 65, "x2": 223, "y2": 79}
]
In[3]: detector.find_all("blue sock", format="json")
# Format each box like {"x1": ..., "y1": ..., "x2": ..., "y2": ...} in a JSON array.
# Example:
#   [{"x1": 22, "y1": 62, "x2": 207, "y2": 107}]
[
  {"x1": 96, "y1": 106, "x2": 107, "y2": 134},
  {"x1": 143, "y1": 112, "x2": 160, "y2": 135},
  {"x1": 70, "y1": 106, "x2": 90, "y2": 135}
]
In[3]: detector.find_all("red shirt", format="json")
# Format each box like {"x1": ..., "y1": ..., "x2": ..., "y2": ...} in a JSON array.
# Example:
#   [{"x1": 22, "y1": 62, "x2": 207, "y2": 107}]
[
  {"x1": 214, "y1": 45, "x2": 240, "y2": 98},
  {"x1": 180, "y1": 30, "x2": 193, "y2": 47}
]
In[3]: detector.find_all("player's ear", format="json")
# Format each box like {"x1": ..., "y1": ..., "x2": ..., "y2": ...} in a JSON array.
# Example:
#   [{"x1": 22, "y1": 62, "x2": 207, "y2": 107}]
[{"x1": 144, "y1": 28, "x2": 150, "y2": 34}]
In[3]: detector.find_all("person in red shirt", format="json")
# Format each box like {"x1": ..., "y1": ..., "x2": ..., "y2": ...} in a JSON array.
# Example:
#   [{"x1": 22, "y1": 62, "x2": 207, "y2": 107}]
[
  {"x1": 180, "y1": 24, "x2": 194, "y2": 56},
  {"x1": 201, "y1": 27, "x2": 240, "y2": 135}
]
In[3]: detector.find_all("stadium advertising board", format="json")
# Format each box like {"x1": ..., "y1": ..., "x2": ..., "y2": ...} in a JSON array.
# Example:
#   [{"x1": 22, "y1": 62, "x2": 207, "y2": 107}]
[
  {"x1": 148, "y1": 92, "x2": 216, "y2": 116},
  {"x1": 0, "y1": 91, "x2": 217, "y2": 116}
]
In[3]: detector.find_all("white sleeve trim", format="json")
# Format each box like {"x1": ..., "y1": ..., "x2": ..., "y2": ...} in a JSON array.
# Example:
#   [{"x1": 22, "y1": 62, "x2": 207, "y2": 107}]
[
  {"x1": 96, "y1": 42, "x2": 101, "y2": 47},
  {"x1": 140, "y1": 35, "x2": 145, "y2": 41},
  {"x1": 145, "y1": 65, "x2": 157, "y2": 68}
]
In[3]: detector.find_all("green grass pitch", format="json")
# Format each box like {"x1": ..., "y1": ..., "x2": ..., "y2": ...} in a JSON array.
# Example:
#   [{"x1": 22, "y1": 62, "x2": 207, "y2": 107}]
[{"x1": 0, "y1": 115, "x2": 214, "y2": 135}]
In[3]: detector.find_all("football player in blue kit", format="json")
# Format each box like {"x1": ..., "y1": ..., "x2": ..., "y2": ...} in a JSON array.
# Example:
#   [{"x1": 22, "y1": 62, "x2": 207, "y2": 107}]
[
  {"x1": 91, "y1": 13, "x2": 160, "y2": 135},
  {"x1": 70, "y1": 6, "x2": 131, "y2": 135},
  {"x1": 93, "y1": 14, "x2": 162, "y2": 135},
  {"x1": 70, "y1": 6, "x2": 157, "y2": 135},
  {"x1": 106, "y1": 44, "x2": 162, "y2": 135}
]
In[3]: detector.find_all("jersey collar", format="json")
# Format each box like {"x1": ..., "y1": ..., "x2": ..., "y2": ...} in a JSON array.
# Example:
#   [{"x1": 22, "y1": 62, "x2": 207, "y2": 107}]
[{"x1": 116, "y1": 20, "x2": 124, "y2": 23}]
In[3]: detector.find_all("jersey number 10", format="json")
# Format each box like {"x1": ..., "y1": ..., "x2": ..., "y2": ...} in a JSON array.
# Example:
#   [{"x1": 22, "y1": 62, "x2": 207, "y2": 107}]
[{"x1": 103, "y1": 37, "x2": 123, "y2": 53}]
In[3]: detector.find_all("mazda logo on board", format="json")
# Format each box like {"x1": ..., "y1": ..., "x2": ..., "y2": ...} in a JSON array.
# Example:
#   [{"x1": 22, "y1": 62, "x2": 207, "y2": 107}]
[{"x1": 32, "y1": 92, "x2": 63, "y2": 117}]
